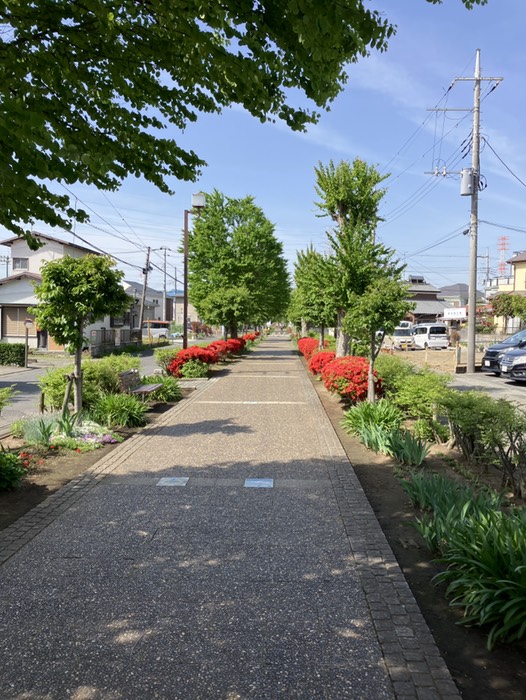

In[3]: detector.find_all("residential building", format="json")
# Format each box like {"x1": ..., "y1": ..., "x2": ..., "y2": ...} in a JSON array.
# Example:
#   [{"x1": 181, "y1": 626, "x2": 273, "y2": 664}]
[
  {"x1": 0, "y1": 233, "x2": 127, "y2": 351},
  {"x1": 405, "y1": 275, "x2": 450, "y2": 324}
]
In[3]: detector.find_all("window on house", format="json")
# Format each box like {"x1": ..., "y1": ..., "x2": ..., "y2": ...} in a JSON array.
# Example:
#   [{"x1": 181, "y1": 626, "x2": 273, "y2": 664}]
[{"x1": 12, "y1": 258, "x2": 29, "y2": 270}]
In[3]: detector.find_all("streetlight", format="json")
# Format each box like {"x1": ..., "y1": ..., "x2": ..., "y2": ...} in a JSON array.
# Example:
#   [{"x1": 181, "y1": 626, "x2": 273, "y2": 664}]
[
  {"x1": 24, "y1": 318, "x2": 33, "y2": 368},
  {"x1": 183, "y1": 192, "x2": 206, "y2": 349}
]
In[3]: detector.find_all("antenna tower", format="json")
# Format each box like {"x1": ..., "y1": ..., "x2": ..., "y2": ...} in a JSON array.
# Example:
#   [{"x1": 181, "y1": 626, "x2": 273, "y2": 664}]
[{"x1": 497, "y1": 236, "x2": 509, "y2": 276}]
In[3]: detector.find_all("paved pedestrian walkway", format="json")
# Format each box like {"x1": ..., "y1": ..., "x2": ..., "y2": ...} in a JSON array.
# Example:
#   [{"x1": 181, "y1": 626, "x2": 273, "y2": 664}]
[{"x1": 0, "y1": 337, "x2": 460, "y2": 699}]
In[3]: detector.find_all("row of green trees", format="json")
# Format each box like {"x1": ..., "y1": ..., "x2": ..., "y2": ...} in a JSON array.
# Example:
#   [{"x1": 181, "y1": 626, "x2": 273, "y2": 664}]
[{"x1": 290, "y1": 158, "x2": 414, "y2": 400}]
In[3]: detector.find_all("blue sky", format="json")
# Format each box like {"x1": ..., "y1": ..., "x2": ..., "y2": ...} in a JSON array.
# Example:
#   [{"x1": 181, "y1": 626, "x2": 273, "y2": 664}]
[{"x1": 3, "y1": 0, "x2": 525, "y2": 294}]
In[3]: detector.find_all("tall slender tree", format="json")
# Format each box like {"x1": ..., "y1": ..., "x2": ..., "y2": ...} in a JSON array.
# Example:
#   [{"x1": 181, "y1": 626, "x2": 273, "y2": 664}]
[{"x1": 314, "y1": 158, "x2": 388, "y2": 356}]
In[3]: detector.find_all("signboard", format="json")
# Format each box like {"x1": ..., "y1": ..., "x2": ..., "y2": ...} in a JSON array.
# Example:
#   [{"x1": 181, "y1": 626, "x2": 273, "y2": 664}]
[{"x1": 444, "y1": 307, "x2": 467, "y2": 320}]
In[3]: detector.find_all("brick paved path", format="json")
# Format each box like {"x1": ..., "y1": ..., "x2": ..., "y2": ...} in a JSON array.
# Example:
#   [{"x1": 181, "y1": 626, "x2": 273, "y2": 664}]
[{"x1": 0, "y1": 337, "x2": 460, "y2": 699}]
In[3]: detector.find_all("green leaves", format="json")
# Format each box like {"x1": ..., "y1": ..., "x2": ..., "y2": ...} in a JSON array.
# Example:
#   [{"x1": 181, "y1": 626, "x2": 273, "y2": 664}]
[
  {"x1": 188, "y1": 190, "x2": 290, "y2": 333},
  {"x1": 31, "y1": 255, "x2": 130, "y2": 349}
]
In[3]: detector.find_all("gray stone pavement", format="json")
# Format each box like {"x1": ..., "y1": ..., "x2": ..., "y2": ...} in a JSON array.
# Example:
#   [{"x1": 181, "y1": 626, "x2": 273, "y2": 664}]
[{"x1": 0, "y1": 337, "x2": 460, "y2": 699}]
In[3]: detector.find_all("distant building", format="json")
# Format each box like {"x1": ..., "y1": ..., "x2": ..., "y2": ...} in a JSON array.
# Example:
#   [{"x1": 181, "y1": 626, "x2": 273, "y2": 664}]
[{"x1": 406, "y1": 275, "x2": 449, "y2": 324}]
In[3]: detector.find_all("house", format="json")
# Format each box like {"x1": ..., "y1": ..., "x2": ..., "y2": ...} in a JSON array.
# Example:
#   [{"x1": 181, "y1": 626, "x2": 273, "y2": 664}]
[
  {"x1": 439, "y1": 283, "x2": 469, "y2": 308},
  {"x1": 405, "y1": 275, "x2": 450, "y2": 324},
  {"x1": 483, "y1": 251, "x2": 526, "y2": 332},
  {"x1": 167, "y1": 288, "x2": 200, "y2": 328},
  {"x1": 0, "y1": 232, "x2": 122, "y2": 351}
]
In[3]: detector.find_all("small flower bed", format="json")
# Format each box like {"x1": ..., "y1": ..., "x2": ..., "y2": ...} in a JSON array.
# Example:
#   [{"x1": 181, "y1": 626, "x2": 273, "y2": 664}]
[
  {"x1": 308, "y1": 351, "x2": 336, "y2": 376},
  {"x1": 298, "y1": 337, "x2": 319, "y2": 360},
  {"x1": 321, "y1": 355, "x2": 381, "y2": 403}
]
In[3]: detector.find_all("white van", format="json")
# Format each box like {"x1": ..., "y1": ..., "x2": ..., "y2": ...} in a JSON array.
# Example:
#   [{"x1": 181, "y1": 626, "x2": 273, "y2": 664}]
[{"x1": 412, "y1": 323, "x2": 449, "y2": 350}]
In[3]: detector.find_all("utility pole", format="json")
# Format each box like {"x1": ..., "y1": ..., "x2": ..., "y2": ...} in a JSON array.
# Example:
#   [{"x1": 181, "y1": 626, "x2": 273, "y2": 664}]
[
  {"x1": 467, "y1": 49, "x2": 481, "y2": 374},
  {"x1": 138, "y1": 246, "x2": 151, "y2": 337},
  {"x1": 160, "y1": 246, "x2": 168, "y2": 323},
  {"x1": 427, "y1": 49, "x2": 502, "y2": 373}
]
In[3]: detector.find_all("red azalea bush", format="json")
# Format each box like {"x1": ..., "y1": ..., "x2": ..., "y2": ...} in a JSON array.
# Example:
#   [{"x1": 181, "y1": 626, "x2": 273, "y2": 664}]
[
  {"x1": 225, "y1": 338, "x2": 245, "y2": 354},
  {"x1": 207, "y1": 340, "x2": 230, "y2": 360},
  {"x1": 297, "y1": 337, "x2": 319, "y2": 360},
  {"x1": 243, "y1": 333, "x2": 257, "y2": 342},
  {"x1": 167, "y1": 346, "x2": 219, "y2": 377},
  {"x1": 308, "y1": 351, "x2": 336, "y2": 376},
  {"x1": 321, "y1": 356, "x2": 381, "y2": 402}
]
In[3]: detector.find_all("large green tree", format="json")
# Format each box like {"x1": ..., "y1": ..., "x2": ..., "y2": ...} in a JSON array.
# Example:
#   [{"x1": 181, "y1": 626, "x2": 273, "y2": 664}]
[
  {"x1": 1, "y1": 0, "x2": 486, "y2": 242},
  {"x1": 314, "y1": 158, "x2": 388, "y2": 356},
  {"x1": 188, "y1": 191, "x2": 290, "y2": 337},
  {"x1": 32, "y1": 255, "x2": 130, "y2": 413}
]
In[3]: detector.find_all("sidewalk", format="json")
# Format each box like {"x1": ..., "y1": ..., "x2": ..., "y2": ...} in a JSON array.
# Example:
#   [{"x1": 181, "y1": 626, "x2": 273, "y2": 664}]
[{"x1": 0, "y1": 337, "x2": 460, "y2": 699}]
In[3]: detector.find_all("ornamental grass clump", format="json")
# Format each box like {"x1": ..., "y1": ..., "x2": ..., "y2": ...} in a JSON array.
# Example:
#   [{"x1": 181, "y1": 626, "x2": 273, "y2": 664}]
[
  {"x1": 341, "y1": 398, "x2": 403, "y2": 436},
  {"x1": 321, "y1": 356, "x2": 381, "y2": 403},
  {"x1": 91, "y1": 393, "x2": 148, "y2": 428},
  {"x1": 401, "y1": 471, "x2": 525, "y2": 649},
  {"x1": 308, "y1": 351, "x2": 335, "y2": 376}
]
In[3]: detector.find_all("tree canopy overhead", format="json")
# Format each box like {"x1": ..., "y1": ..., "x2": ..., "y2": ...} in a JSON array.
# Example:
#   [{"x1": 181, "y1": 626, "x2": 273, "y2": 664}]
[{"x1": 1, "y1": 0, "x2": 487, "y2": 242}]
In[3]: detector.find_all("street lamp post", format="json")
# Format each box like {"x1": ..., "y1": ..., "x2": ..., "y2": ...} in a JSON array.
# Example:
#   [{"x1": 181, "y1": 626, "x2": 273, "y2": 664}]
[
  {"x1": 24, "y1": 318, "x2": 33, "y2": 368},
  {"x1": 183, "y1": 193, "x2": 206, "y2": 349}
]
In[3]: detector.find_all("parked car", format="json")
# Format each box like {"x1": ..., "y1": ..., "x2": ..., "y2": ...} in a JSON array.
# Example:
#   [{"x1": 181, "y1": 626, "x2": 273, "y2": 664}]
[
  {"x1": 498, "y1": 347, "x2": 526, "y2": 381},
  {"x1": 481, "y1": 329, "x2": 526, "y2": 376},
  {"x1": 412, "y1": 323, "x2": 449, "y2": 350},
  {"x1": 384, "y1": 327, "x2": 415, "y2": 350}
]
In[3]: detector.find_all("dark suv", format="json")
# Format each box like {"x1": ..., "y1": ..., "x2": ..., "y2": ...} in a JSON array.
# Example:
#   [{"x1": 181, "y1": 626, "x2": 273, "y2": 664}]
[{"x1": 481, "y1": 329, "x2": 526, "y2": 375}]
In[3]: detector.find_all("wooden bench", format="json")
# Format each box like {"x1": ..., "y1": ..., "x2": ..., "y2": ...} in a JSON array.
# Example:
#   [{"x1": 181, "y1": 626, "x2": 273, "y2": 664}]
[{"x1": 118, "y1": 370, "x2": 163, "y2": 401}]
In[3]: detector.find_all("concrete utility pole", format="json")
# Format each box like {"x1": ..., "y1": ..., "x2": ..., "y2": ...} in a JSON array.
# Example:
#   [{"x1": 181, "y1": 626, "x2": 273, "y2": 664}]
[
  {"x1": 160, "y1": 246, "x2": 168, "y2": 322},
  {"x1": 427, "y1": 49, "x2": 502, "y2": 373},
  {"x1": 467, "y1": 49, "x2": 482, "y2": 374},
  {"x1": 138, "y1": 246, "x2": 151, "y2": 336}
]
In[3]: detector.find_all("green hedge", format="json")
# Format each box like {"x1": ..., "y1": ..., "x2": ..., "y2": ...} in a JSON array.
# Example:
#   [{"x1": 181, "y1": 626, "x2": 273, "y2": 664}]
[{"x1": 0, "y1": 343, "x2": 25, "y2": 366}]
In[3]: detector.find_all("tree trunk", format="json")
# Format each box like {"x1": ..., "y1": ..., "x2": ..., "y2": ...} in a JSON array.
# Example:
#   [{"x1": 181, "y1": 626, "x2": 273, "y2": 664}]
[
  {"x1": 335, "y1": 309, "x2": 349, "y2": 357},
  {"x1": 73, "y1": 343, "x2": 83, "y2": 417},
  {"x1": 319, "y1": 324, "x2": 325, "y2": 349},
  {"x1": 228, "y1": 322, "x2": 238, "y2": 339},
  {"x1": 300, "y1": 318, "x2": 308, "y2": 336},
  {"x1": 367, "y1": 329, "x2": 376, "y2": 403}
]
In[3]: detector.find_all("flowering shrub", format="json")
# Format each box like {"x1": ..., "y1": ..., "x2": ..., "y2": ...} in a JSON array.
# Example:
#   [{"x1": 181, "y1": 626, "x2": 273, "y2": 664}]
[
  {"x1": 297, "y1": 337, "x2": 319, "y2": 359},
  {"x1": 308, "y1": 351, "x2": 336, "y2": 376},
  {"x1": 321, "y1": 356, "x2": 381, "y2": 403},
  {"x1": 225, "y1": 338, "x2": 245, "y2": 354},
  {"x1": 207, "y1": 340, "x2": 230, "y2": 361},
  {"x1": 167, "y1": 346, "x2": 219, "y2": 377},
  {"x1": 243, "y1": 333, "x2": 257, "y2": 342}
]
